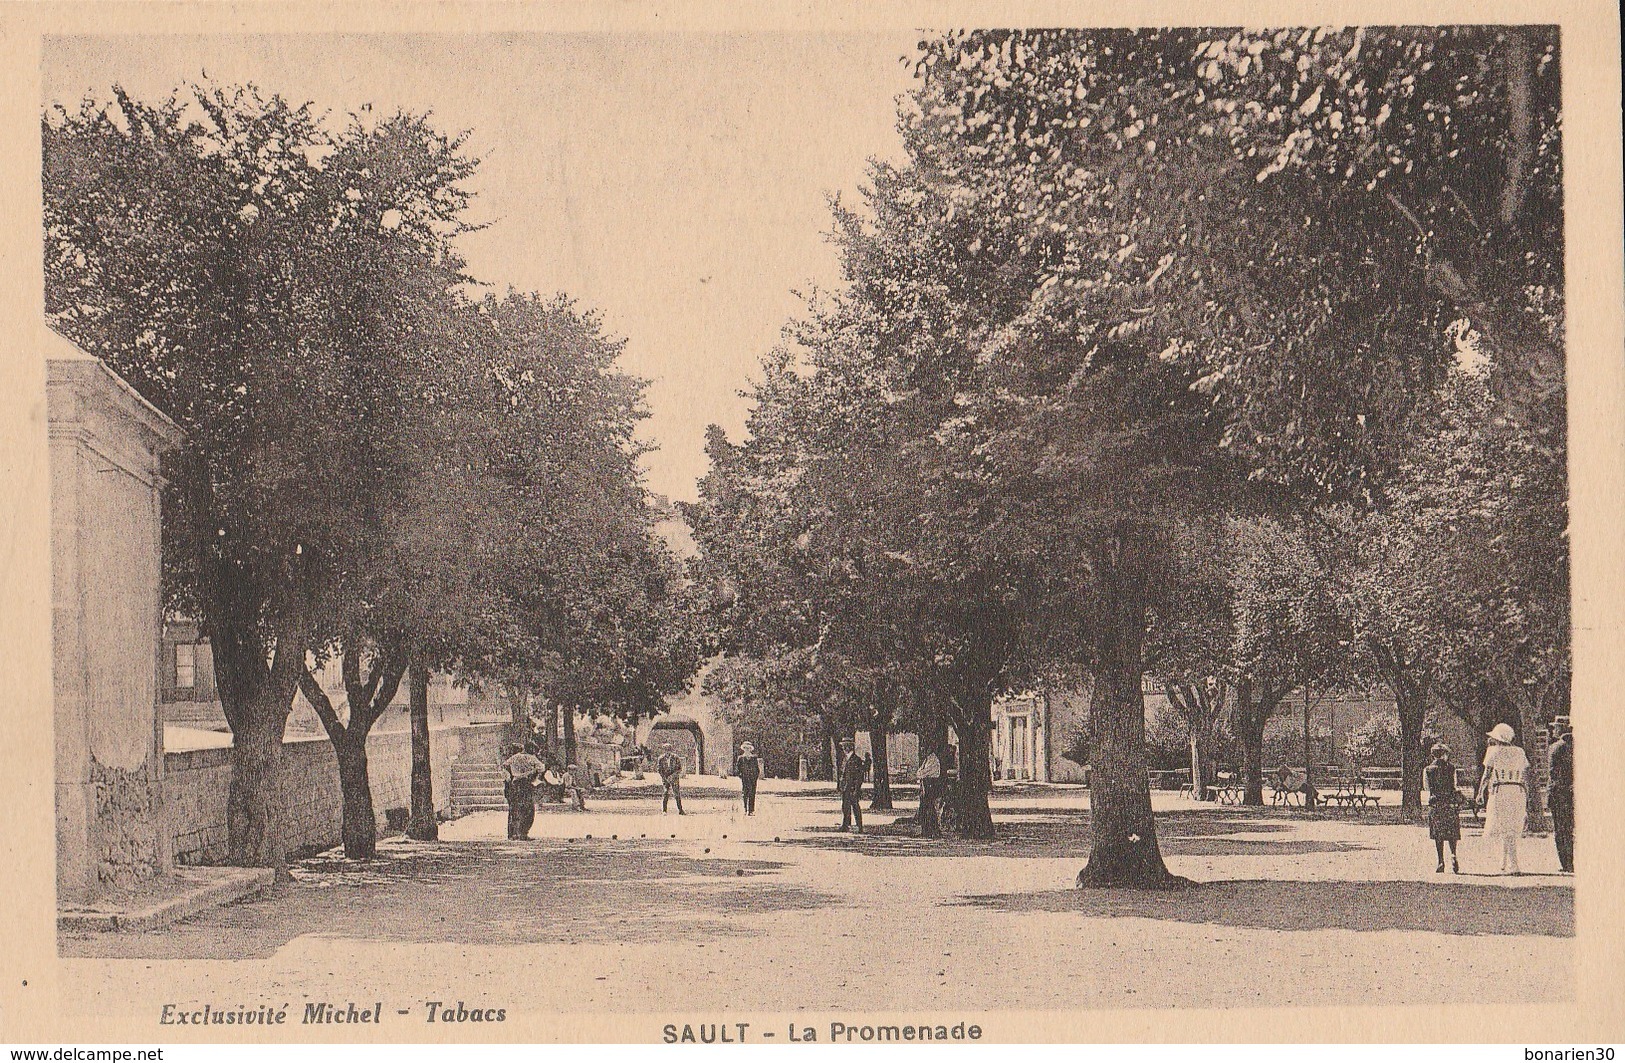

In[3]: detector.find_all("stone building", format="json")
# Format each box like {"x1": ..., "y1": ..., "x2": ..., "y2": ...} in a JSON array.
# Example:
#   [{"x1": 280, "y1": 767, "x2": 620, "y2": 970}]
[
  {"x1": 159, "y1": 621, "x2": 504, "y2": 740},
  {"x1": 49, "y1": 333, "x2": 182, "y2": 903},
  {"x1": 637, "y1": 659, "x2": 734, "y2": 776},
  {"x1": 987, "y1": 678, "x2": 1480, "y2": 786},
  {"x1": 989, "y1": 688, "x2": 1092, "y2": 783}
]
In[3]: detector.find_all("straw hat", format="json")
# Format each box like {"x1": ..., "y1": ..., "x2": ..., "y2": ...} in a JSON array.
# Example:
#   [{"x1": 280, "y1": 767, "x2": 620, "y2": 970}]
[
  {"x1": 1430, "y1": 742, "x2": 1451, "y2": 756},
  {"x1": 740, "y1": 742, "x2": 756, "y2": 754},
  {"x1": 1487, "y1": 723, "x2": 1516, "y2": 744}
]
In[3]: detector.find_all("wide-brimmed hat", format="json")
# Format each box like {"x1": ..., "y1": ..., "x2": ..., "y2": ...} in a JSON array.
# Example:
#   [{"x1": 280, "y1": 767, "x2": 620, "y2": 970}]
[
  {"x1": 740, "y1": 742, "x2": 755, "y2": 753},
  {"x1": 1430, "y1": 742, "x2": 1451, "y2": 756},
  {"x1": 839, "y1": 737, "x2": 855, "y2": 747},
  {"x1": 1487, "y1": 723, "x2": 1516, "y2": 744}
]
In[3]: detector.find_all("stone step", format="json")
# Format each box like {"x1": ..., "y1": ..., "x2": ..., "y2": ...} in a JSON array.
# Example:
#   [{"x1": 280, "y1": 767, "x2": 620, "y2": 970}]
[{"x1": 451, "y1": 801, "x2": 507, "y2": 813}]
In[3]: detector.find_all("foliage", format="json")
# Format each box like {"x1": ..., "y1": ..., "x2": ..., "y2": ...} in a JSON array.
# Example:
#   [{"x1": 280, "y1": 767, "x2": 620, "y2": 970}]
[
  {"x1": 43, "y1": 81, "x2": 698, "y2": 862},
  {"x1": 1342, "y1": 710, "x2": 1402, "y2": 770}
]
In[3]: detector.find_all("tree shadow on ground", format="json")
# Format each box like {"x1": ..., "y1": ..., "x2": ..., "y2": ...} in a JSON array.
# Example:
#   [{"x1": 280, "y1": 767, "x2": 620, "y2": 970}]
[
  {"x1": 954, "y1": 878, "x2": 1574, "y2": 937},
  {"x1": 59, "y1": 840, "x2": 838, "y2": 961},
  {"x1": 782, "y1": 807, "x2": 1366, "y2": 859}
]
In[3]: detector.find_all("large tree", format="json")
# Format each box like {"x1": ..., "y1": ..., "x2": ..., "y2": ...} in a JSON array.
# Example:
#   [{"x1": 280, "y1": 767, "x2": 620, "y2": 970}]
[{"x1": 45, "y1": 86, "x2": 477, "y2": 867}]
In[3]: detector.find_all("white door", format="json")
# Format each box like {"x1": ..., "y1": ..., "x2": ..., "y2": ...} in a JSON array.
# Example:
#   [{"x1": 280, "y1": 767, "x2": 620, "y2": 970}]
[{"x1": 1011, "y1": 715, "x2": 1031, "y2": 780}]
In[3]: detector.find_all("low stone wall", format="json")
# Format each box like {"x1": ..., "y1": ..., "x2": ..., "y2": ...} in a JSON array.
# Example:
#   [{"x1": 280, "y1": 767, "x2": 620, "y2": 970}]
[{"x1": 166, "y1": 723, "x2": 503, "y2": 864}]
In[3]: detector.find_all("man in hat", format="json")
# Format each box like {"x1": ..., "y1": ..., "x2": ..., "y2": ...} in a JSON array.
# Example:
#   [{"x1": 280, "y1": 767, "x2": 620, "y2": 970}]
[
  {"x1": 500, "y1": 742, "x2": 544, "y2": 840},
  {"x1": 837, "y1": 738, "x2": 870, "y2": 833},
  {"x1": 657, "y1": 749, "x2": 686, "y2": 815},
  {"x1": 1547, "y1": 722, "x2": 1574, "y2": 873},
  {"x1": 734, "y1": 741, "x2": 763, "y2": 815}
]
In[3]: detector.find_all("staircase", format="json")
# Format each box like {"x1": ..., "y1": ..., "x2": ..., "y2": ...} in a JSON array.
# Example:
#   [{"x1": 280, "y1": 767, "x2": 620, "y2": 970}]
[{"x1": 449, "y1": 758, "x2": 508, "y2": 816}]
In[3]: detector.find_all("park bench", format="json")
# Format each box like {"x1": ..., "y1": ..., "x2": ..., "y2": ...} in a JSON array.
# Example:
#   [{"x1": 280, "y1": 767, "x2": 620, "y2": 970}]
[
  {"x1": 1321, "y1": 771, "x2": 1378, "y2": 811},
  {"x1": 1269, "y1": 768, "x2": 1314, "y2": 807},
  {"x1": 1148, "y1": 768, "x2": 1191, "y2": 793},
  {"x1": 1212, "y1": 777, "x2": 1245, "y2": 804}
]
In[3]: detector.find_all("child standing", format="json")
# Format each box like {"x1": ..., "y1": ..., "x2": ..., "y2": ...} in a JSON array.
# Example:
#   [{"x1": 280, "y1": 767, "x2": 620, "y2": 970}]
[{"x1": 1425, "y1": 743, "x2": 1462, "y2": 873}]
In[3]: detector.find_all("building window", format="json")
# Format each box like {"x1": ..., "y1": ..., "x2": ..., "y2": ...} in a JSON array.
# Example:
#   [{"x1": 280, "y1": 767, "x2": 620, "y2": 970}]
[{"x1": 174, "y1": 643, "x2": 196, "y2": 690}]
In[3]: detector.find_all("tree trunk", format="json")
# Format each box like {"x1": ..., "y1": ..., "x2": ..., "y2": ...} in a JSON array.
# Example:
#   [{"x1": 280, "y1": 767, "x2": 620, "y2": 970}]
[
  {"x1": 226, "y1": 700, "x2": 291, "y2": 868},
  {"x1": 216, "y1": 614, "x2": 307, "y2": 870},
  {"x1": 562, "y1": 702, "x2": 577, "y2": 765},
  {"x1": 1511, "y1": 691, "x2": 1547, "y2": 830},
  {"x1": 821, "y1": 713, "x2": 838, "y2": 782},
  {"x1": 954, "y1": 697, "x2": 996, "y2": 839},
  {"x1": 1234, "y1": 680, "x2": 1285, "y2": 806},
  {"x1": 301, "y1": 649, "x2": 404, "y2": 862},
  {"x1": 1301, "y1": 689, "x2": 1314, "y2": 789},
  {"x1": 1189, "y1": 732, "x2": 1212, "y2": 801},
  {"x1": 333, "y1": 733, "x2": 377, "y2": 861},
  {"x1": 508, "y1": 685, "x2": 529, "y2": 746},
  {"x1": 1078, "y1": 569, "x2": 1180, "y2": 888},
  {"x1": 1396, "y1": 687, "x2": 1427, "y2": 814},
  {"x1": 406, "y1": 661, "x2": 437, "y2": 842},
  {"x1": 868, "y1": 714, "x2": 894, "y2": 811},
  {"x1": 1240, "y1": 722, "x2": 1265, "y2": 805}
]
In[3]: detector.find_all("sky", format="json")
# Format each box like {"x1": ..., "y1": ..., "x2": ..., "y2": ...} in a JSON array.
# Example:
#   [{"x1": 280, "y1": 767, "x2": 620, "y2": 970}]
[{"x1": 42, "y1": 32, "x2": 920, "y2": 502}]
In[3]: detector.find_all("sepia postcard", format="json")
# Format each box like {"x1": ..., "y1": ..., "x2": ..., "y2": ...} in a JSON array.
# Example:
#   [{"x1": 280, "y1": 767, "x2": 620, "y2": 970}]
[{"x1": 1, "y1": 0, "x2": 1622, "y2": 1047}]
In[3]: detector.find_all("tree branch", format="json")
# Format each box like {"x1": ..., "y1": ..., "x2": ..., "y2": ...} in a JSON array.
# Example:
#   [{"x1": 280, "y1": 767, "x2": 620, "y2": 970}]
[
  {"x1": 356, "y1": 654, "x2": 409, "y2": 732},
  {"x1": 1500, "y1": 28, "x2": 1535, "y2": 227},
  {"x1": 298, "y1": 664, "x2": 346, "y2": 743}
]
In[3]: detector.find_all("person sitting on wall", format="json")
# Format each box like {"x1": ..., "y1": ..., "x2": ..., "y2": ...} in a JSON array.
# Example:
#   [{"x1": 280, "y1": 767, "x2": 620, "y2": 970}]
[{"x1": 540, "y1": 760, "x2": 566, "y2": 804}]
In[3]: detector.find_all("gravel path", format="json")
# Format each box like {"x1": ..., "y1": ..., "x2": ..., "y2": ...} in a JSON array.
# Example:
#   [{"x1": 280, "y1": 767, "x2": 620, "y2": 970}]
[{"x1": 59, "y1": 781, "x2": 1572, "y2": 1022}]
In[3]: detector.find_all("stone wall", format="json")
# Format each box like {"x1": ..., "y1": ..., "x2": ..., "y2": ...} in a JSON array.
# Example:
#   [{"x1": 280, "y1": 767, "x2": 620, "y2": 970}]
[{"x1": 166, "y1": 723, "x2": 503, "y2": 864}]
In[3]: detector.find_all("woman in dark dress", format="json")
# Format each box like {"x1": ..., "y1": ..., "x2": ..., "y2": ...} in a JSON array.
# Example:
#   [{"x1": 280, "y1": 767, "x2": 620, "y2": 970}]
[{"x1": 1425, "y1": 742, "x2": 1462, "y2": 873}]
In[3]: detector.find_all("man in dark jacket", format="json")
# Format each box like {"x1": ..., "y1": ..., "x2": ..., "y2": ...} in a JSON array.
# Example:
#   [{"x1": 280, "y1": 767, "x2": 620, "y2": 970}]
[
  {"x1": 657, "y1": 750, "x2": 686, "y2": 815},
  {"x1": 501, "y1": 743, "x2": 544, "y2": 840},
  {"x1": 1548, "y1": 724, "x2": 1574, "y2": 872},
  {"x1": 734, "y1": 742, "x2": 763, "y2": 815},
  {"x1": 837, "y1": 738, "x2": 869, "y2": 833}
]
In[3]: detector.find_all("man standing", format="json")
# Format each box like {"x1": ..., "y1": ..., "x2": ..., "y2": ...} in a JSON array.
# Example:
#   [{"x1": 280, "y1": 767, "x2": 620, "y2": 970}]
[
  {"x1": 838, "y1": 738, "x2": 869, "y2": 834},
  {"x1": 657, "y1": 749, "x2": 686, "y2": 815},
  {"x1": 1548, "y1": 723, "x2": 1574, "y2": 873},
  {"x1": 566, "y1": 760, "x2": 593, "y2": 811},
  {"x1": 915, "y1": 749, "x2": 943, "y2": 838},
  {"x1": 501, "y1": 742, "x2": 544, "y2": 840},
  {"x1": 734, "y1": 742, "x2": 763, "y2": 815}
]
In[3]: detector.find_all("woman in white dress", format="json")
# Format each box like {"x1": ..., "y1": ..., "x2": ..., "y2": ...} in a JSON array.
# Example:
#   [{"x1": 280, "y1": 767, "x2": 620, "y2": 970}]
[{"x1": 1476, "y1": 723, "x2": 1530, "y2": 874}]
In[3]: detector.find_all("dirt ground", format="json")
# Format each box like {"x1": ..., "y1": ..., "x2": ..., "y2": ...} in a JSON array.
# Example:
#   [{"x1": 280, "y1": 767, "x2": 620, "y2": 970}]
[{"x1": 59, "y1": 779, "x2": 1573, "y2": 1020}]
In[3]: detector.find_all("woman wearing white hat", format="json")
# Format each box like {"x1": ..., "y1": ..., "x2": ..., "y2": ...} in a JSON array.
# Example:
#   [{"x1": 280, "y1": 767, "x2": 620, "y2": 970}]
[{"x1": 1476, "y1": 723, "x2": 1530, "y2": 874}]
